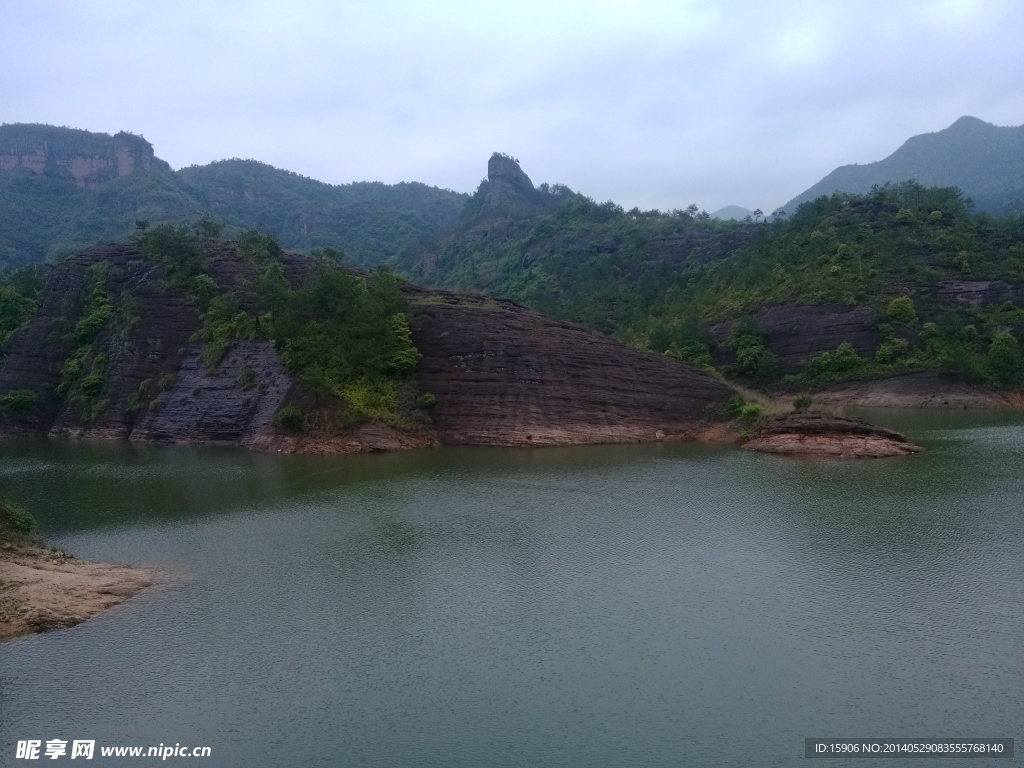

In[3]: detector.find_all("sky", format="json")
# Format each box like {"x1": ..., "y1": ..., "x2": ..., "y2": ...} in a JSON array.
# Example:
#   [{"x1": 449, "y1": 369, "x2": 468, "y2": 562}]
[{"x1": 2, "y1": 0, "x2": 1023, "y2": 212}]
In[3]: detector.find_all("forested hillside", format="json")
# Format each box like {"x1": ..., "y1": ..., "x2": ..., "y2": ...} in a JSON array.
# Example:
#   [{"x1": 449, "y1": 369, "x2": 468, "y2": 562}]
[
  {"x1": 0, "y1": 124, "x2": 466, "y2": 269},
  {"x1": 406, "y1": 155, "x2": 1024, "y2": 393}
]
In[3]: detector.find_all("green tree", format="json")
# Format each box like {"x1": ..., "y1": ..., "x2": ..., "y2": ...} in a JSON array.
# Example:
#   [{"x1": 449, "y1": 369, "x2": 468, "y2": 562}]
[{"x1": 987, "y1": 331, "x2": 1022, "y2": 388}]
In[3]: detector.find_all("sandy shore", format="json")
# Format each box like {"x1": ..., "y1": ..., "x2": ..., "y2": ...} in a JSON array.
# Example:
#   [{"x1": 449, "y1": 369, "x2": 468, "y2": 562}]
[{"x1": 0, "y1": 541, "x2": 152, "y2": 642}]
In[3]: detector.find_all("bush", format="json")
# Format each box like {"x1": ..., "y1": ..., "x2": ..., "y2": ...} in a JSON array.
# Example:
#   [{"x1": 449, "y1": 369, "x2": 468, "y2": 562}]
[
  {"x1": 80, "y1": 374, "x2": 104, "y2": 398},
  {"x1": 738, "y1": 403, "x2": 762, "y2": 426},
  {"x1": 793, "y1": 394, "x2": 812, "y2": 412},
  {"x1": 74, "y1": 287, "x2": 114, "y2": 344},
  {"x1": 726, "y1": 316, "x2": 778, "y2": 383},
  {"x1": 1, "y1": 501, "x2": 38, "y2": 534},
  {"x1": 987, "y1": 331, "x2": 1022, "y2": 388},
  {"x1": 275, "y1": 403, "x2": 305, "y2": 431},
  {"x1": 237, "y1": 365, "x2": 256, "y2": 389},
  {"x1": 724, "y1": 395, "x2": 746, "y2": 418},
  {"x1": 0, "y1": 389, "x2": 37, "y2": 412},
  {"x1": 875, "y1": 337, "x2": 909, "y2": 363},
  {"x1": 665, "y1": 341, "x2": 715, "y2": 370},
  {"x1": 804, "y1": 342, "x2": 864, "y2": 380},
  {"x1": 196, "y1": 214, "x2": 225, "y2": 238},
  {"x1": 416, "y1": 392, "x2": 437, "y2": 409},
  {"x1": 382, "y1": 314, "x2": 421, "y2": 377},
  {"x1": 887, "y1": 297, "x2": 918, "y2": 326},
  {"x1": 134, "y1": 224, "x2": 206, "y2": 285},
  {"x1": 735, "y1": 345, "x2": 779, "y2": 382}
]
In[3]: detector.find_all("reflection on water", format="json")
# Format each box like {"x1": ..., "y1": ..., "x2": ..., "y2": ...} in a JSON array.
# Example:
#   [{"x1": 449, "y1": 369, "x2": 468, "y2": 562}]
[{"x1": 1, "y1": 411, "x2": 1022, "y2": 768}]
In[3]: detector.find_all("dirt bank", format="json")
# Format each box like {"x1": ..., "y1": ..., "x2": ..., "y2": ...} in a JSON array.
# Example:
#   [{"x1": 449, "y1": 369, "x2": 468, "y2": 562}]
[{"x1": 0, "y1": 540, "x2": 152, "y2": 642}]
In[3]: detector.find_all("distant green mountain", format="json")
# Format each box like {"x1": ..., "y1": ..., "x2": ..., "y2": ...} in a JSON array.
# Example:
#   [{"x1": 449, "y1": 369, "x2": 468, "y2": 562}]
[
  {"x1": 0, "y1": 124, "x2": 467, "y2": 269},
  {"x1": 711, "y1": 205, "x2": 755, "y2": 221},
  {"x1": 782, "y1": 116, "x2": 1024, "y2": 216}
]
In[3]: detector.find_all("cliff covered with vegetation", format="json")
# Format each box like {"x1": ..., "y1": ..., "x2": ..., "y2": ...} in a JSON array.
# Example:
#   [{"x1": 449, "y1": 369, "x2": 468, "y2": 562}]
[{"x1": 403, "y1": 156, "x2": 1024, "y2": 400}]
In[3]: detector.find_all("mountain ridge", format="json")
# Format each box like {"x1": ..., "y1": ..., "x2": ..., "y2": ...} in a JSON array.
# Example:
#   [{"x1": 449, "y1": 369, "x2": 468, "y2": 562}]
[{"x1": 782, "y1": 116, "x2": 1024, "y2": 216}]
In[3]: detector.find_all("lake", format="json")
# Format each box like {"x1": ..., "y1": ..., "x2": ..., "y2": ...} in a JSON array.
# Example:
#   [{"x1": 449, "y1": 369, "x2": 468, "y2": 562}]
[{"x1": 1, "y1": 410, "x2": 1022, "y2": 767}]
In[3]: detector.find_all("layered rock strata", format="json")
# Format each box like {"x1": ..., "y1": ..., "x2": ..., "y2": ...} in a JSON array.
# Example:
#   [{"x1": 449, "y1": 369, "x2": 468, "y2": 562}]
[{"x1": 412, "y1": 293, "x2": 733, "y2": 446}]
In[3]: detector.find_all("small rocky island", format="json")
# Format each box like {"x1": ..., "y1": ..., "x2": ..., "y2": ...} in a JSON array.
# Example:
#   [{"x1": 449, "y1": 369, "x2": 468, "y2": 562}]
[{"x1": 741, "y1": 411, "x2": 924, "y2": 458}]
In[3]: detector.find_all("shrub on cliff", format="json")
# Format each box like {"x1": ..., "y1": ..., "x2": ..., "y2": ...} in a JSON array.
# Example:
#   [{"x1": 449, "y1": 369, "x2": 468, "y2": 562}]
[
  {"x1": 274, "y1": 404, "x2": 305, "y2": 431},
  {"x1": 0, "y1": 389, "x2": 37, "y2": 412},
  {"x1": 133, "y1": 224, "x2": 206, "y2": 289},
  {"x1": 737, "y1": 403, "x2": 762, "y2": 427},
  {"x1": 804, "y1": 342, "x2": 864, "y2": 380}
]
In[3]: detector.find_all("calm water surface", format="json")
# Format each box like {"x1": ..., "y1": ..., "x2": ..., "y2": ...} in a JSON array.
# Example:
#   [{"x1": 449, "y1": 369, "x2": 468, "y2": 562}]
[{"x1": 1, "y1": 410, "x2": 1022, "y2": 767}]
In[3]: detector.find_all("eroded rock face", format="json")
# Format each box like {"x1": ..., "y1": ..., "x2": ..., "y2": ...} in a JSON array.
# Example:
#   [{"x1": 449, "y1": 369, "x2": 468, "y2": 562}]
[
  {"x1": 0, "y1": 246, "x2": 199, "y2": 438},
  {"x1": 131, "y1": 341, "x2": 294, "y2": 446},
  {"x1": 713, "y1": 304, "x2": 878, "y2": 373},
  {"x1": 412, "y1": 293, "x2": 734, "y2": 446}
]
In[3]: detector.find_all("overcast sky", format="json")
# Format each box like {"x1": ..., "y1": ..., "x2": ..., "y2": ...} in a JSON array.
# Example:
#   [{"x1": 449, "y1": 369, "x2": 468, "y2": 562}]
[{"x1": 2, "y1": 0, "x2": 1023, "y2": 212}]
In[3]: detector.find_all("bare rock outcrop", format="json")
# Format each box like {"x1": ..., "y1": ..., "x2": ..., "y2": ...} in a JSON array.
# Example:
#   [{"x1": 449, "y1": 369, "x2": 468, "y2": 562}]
[{"x1": 742, "y1": 411, "x2": 924, "y2": 458}]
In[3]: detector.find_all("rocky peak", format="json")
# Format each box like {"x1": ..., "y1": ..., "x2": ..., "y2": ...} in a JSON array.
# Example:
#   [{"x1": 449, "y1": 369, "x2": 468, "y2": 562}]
[
  {"x1": 464, "y1": 153, "x2": 548, "y2": 220},
  {"x1": 486, "y1": 152, "x2": 535, "y2": 204}
]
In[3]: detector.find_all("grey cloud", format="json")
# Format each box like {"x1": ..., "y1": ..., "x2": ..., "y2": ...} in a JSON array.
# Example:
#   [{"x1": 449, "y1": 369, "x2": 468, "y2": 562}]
[{"x1": 1, "y1": 0, "x2": 1022, "y2": 212}]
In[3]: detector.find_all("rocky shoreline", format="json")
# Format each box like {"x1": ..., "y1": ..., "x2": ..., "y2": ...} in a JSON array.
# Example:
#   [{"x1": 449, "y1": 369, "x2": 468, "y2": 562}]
[
  {"x1": 814, "y1": 373, "x2": 1014, "y2": 410},
  {"x1": 742, "y1": 411, "x2": 925, "y2": 458}
]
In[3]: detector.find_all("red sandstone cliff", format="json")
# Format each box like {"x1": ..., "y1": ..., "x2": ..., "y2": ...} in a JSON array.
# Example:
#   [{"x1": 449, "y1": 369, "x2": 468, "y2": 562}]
[{"x1": 0, "y1": 244, "x2": 734, "y2": 452}]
